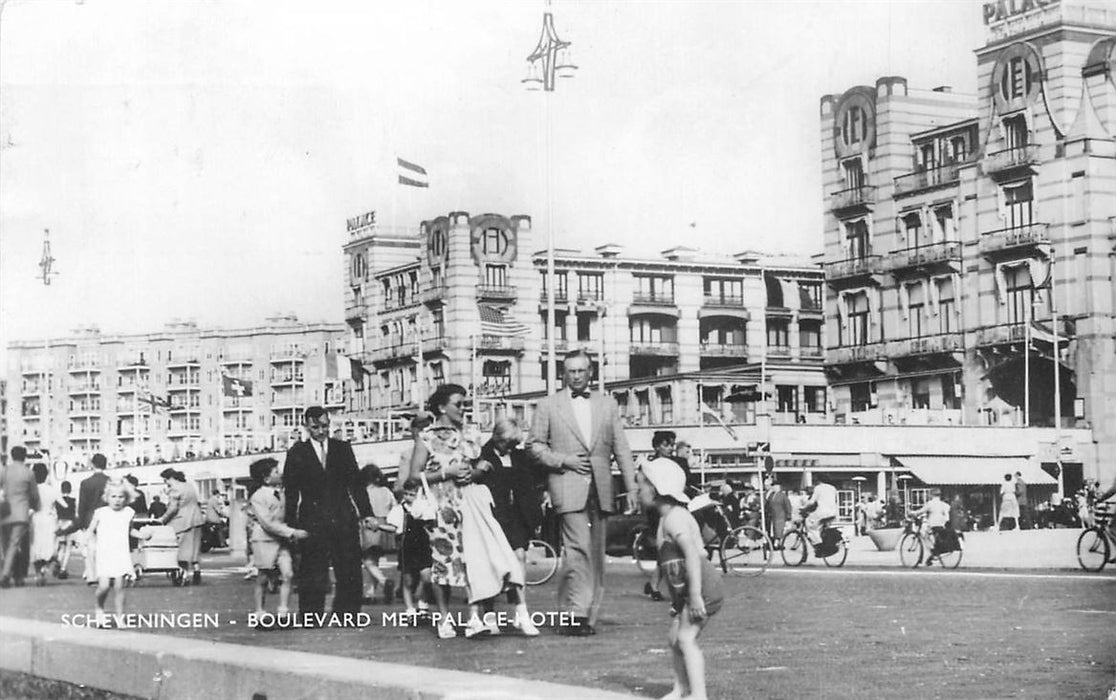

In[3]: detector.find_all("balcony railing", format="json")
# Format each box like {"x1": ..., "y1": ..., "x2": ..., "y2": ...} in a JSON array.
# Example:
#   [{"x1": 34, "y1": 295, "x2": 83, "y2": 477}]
[
  {"x1": 477, "y1": 284, "x2": 518, "y2": 301},
  {"x1": 21, "y1": 384, "x2": 44, "y2": 396},
  {"x1": 978, "y1": 223, "x2": 1049, "y2": 257},
  {"x1": 699, "y1": 343, "x2": 748, "y2": 358},
  {"x1": 824, "y1": 255, "x2": 882, "y2": 282},
  {"x1": 767, "y1": 345, "x2": 792, "y2": 357},
  {"x1": 270, "y1": 374, "x2": 305, "y2": 386},
  {"x1": 983, "y1": 145, "x2": 1039, "y2": 176},
  {"x1": 830, "y1": 185, "x2": 877, "y2": 212},
  {"x1": 702, "y1": 294, "x2": 745, "y2": 308},
  {"x1": 629, "y1": 341, "x2": 680, "y2": 356},
  {"x1": 828, "y1": 342, "x2": 889, "y2": 364},
  {"x1": 884, "y1": 241, "x2": 962, "y2": 273},
  {"x1": 631, "y1": 292, "x2": 676, "y2": 306},
  {"x1": 269, "y1": 348, "x2": 308, "y2": 362},
  {"x1": 117, "y1": 358, "x2": 149, "y2": 370},
  {"x1": 422, "y1": 285, "x2": 448, "y2": 304},
  {"x1": 68, "y1": 384, "x2": 102, "y2": 395},
  {"x1": 974, "y1": 323, "x2": 1028, "y2": 347},
  {"x1": 539, "y1": 289, "x2": 570, "y2": 304},
  {"x1": 67, "y1": 359, "x2": 101, "y2": 372},
  {"x1": 576, "y1": 291, "x2": 605, "y2": 306},
  {"x1": 891, "y1": 332, "x2": 964, "y2": 358},
  {"x1": 370, "y1": 342, "x2": 416, "y2": 363},
  {"x1": 166, "y1": 358, "x2": 201, "y2": 369},
  {"x1": 477, "y1": 336, "x2": 525, "y2": 352},
  {"x1": 344, "y1": 298, "x2": 366, "y2": 320},
  {"x1": 893, "y1": 163, "x2": 960, "y2": 197},
  {"x1": 801, "y1": 346, "x2": 824, "y2": 358},
  {"x1": 116, "y1": 382, "x2": 150, "y2": 394}
]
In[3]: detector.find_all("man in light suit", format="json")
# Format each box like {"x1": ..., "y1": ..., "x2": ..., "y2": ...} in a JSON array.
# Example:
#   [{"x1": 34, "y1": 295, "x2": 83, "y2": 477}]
[
  {"x1": 0, "y1": 446, "x2": 40, "y2": 587},
  {"x1": 528, "y1": 350, "x2": 636, "y2": 635},
  {"x1": 283, "y1": 406, "x2": 374, "y2": 616}
]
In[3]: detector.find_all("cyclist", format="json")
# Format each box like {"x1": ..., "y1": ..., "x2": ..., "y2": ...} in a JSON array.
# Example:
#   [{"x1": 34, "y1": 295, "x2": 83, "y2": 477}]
[
  {"x1": 799, "y1": 479, "x2": 839, "y2": 553},
  {"x1": 1094, "y1": 477, "x2": 1116, "y2": 546},
  {"x1": 909, "y1": 488, "x2": 953, "y2": 567}
]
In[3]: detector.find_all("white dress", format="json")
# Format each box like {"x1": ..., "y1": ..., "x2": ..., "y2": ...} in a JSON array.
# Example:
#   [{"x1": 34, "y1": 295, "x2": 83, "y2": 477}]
[
  {"x1": 30, "y1": 482, "x2": 59, "y2": 563},
  {"x1": 92, "y1": 506, "x2": 136, "y2": 579}
]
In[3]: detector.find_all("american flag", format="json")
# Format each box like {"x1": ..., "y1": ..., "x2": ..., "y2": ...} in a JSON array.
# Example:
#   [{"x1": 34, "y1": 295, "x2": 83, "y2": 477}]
[{"x1": 479, "y1": 304, "x2": 530, "y2": 337}]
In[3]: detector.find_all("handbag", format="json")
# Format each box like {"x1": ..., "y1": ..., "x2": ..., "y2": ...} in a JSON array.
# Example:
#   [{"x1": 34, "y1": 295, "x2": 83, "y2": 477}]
[{"x1": 409, "y1": 472, "x2": 437, "y2": 522}]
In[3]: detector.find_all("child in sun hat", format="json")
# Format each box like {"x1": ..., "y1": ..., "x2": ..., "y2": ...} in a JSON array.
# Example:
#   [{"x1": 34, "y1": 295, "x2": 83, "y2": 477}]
[{"x1": 638, "y1": 459, "x2": 724, "y2": 700}]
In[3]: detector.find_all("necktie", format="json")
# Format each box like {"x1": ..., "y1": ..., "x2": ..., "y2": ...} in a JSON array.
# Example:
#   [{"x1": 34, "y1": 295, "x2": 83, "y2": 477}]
[{"x1": 571, "y1": 390, "x2": 590, "y2": 399}]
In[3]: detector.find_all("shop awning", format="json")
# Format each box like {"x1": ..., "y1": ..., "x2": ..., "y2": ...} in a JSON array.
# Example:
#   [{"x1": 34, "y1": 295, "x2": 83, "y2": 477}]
[{"x1": 893, "y1": 456, "x2": 1057, "y2": 486}]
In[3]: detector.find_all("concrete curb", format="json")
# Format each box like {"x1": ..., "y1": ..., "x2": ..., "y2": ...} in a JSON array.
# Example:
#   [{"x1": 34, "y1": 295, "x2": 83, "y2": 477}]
[{"x1": 0, "y1": 616, "x2": 638, "y2": 700}]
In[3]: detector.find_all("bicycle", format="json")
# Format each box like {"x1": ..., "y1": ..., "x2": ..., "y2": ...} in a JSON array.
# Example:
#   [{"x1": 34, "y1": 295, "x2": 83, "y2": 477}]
[
  {"x1": 1076, "y1": 502, "x2": 1115, "y2": 572},
  {"x1": 780, "y1": 517, "x2": 848, "y2": 567},
  {"x1": 523, "y1": 537, "x2": 561, "y2": 586},
  {"x1": 898, "y1": 516, "x2": 963, "y2": 569},
  {"x1": 634, "y1": 499, "x2": 771, "y2": 577}
]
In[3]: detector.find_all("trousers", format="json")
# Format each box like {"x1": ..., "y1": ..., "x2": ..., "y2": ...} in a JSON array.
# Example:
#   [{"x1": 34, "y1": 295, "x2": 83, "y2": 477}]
[
  {"x1": 297, "y1": 518, "x2": 364, "y2": 615},
  {"x1": 557, "y1": 488, "x2": 608, "y2": 626}
]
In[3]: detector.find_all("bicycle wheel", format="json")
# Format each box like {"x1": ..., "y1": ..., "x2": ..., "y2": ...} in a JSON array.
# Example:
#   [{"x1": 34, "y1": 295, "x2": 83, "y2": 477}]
[
  {"x1": 1076, "y1": 528, "x2": 1110, "y2": 572},
  {"x1": 632, "y1": 529, "x2": 657, "y2": 575},
  {"x1": 937, "y1": 534, "x2": 963, "y2": 569},
  {"x1": 822, "y1": 536, "x2": 848, "y2": 568},
  {"x1": 720, "y1": 525, "x2": 771, "y2": 576},
  {"x1": 524, "y1": 539, "x2": 559, "y2": 585},
  {"x1": 898, "y1": 533, "x2": 923, "y2": 569},
  {"x1": 780, "y1": 530, "x2": 808, "y2": 567}
]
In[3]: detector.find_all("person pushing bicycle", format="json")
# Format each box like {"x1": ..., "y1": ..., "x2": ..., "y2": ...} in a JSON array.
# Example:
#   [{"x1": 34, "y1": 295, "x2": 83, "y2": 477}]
[{"x1": 909, "y1": 488, "x2": 954, "y2": 567}]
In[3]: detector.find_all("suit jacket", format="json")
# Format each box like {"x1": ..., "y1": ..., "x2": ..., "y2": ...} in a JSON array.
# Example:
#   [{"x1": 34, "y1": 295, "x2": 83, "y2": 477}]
[
  {"x1": 766, "y1": 490, "x2": 792, "y2": 521},
  {"x1": 76, "y1": 471, "x2": 109, "y2": 530},
  {"x1": 477, "y1": 442, "x2": 543, "y2": 530},
  {"x1": 248, "y1": 486, "x2": 296, "y2": 543},
  {"x1": 0, "y1": 462, "x2": 40, "y2": 525},
  {"x1": 283, "y1": 438, "x2": 372, "y2": 531},
  {"x1": 527, "y1": 390, "x2": 635, "y2": 515}
]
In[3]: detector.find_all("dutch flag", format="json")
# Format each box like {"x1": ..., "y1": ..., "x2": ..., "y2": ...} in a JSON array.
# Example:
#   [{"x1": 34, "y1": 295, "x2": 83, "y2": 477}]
[{"x1": 397, "y1": 157, "x2": 429, "y2": 188}]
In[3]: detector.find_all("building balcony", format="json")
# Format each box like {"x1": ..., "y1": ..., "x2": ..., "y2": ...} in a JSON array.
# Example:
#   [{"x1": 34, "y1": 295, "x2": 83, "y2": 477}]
[
  {"x1": 632, "y1": 291, "x2": 675, "y2": 306},
  {"x1": 67, "y1": 360, "x2": 101, "y2": 373},
  {"x1": 166, "y1": 358, "x2": 201, "y2": 369},
  {"x1": 702, "y1": 294, "x2": 745, "y2": 308},
  {"x1": 829, "y1": 185, "x2": 877, "y2": 214},
  {"x1": 884, "y1": 241, "x2": 962, "y2": 275},
  {"x1": 21, "y1": 384, "x2": 44, "y2": 397},
  {"x1": 477, "y1": 284, "x2": 518, "y2": 302},
  {"x1": 477, "y1": 335, "x2": 526, "y2": 353},
  {"x1": 422, "y1": 285, "x2": 448, "y2": 305},
  {"x1": 828, "y1": 342, "x2": 889, "y2": 365},
  {"x1": 116, "y1": 383, "x2": 149, "y2": 395},
  {"x1": 218, "y1": 355, "x2": 253, "y2": 366},
  {"x1": 801, "y1": 346, "x2": 825, "y2": 359},
  {"x1": 166, "y1": 427, "x2": 203, "y2": 439},
  {"x1": 323, "y1": 391, "x2": 347, "y2": 408},
  {"x1": 891, "y1": 332, "x2": 964, "y2": 358},
  {"x1": 824, "y1": 255, "x2": 883, "y2": 286},
  {"x1": 575, "y1": 291, "x2": 606, "y2": 307},
  {"x1": 117, "y1": 359, "x2": 149, "y2": 371},
  {"x1": 344, "y1": 298, "x2": 367, "y2": 322},
  {"x1": 166, "y1": 382, "x2": 201, "y2": 392},
  {"x1": 539, "y1": 289, "x2": 570, "y2": 305},
  {"x1": 270, "y1": 393, "x2": 307, "y2": 410},
  {"x1": 767, "y1": 345, "x2": 792, "y2": 358},
  {"x1": 978, "y1": 223, "x2": 1050, "y2": 259},
  {"x1": 370, "y1": 342, "x2": 416, "y2": 364},
  {"x1": 222, "y1": 400, "x2": 253, "y2": 412},
  {"x1": 982, "y1": 145, "x2": 1039, "y2": 178},
  {"x1": 269, "y1": 374, "x2": 305, "y2": 387},
  {"x1": 629, "y1": 341, "x2": 680, "y2": 356},
  {"x1": 68, "y1": 407, "x2": 101, "y2": 418},
  {"x1": 383, "y1": 295, "x2": 420, "y2": 312},
  {"x1": 973, "y1": 323, "x2": 1029, "y2": 348},
  {"x1": 421, "y1": 333, "x2": 449, "y2": 354},
  {"x1": 700, "y1": 343, "x2": 748, "y2": 358},
  {"x1": 19, "y1": 363, "x2": 50, "y2": 375},
  {"x1": 68, "y1": 385, "x2": 102, "y2": 396},
  {"x1": 168, "y1": 403, "x2": 201, "y2": 414},
  {"x1": 893, "y1": 163, "x2": 960, "y2": 197},
  {"x1": 21, "y1": 412, "x2": 41, "y2": 421},
  {"x1": 269, "y1": 349, "x2": 308, "y2": 363}
]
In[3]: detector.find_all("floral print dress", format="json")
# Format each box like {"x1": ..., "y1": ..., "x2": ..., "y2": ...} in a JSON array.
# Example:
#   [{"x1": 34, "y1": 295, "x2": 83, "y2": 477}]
[{"x1": 419, "y1": 425, "x2": 481, "y2": 587}]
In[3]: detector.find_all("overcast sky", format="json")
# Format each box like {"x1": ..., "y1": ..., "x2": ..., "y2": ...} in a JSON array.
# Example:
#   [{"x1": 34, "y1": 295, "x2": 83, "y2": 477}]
[{"x1": 0, "y1": 0, "x2": 986, "y2": 358}]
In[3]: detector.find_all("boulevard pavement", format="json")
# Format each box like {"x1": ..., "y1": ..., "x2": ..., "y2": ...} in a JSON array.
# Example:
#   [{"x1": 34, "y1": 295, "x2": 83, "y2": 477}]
[{"x1": 0, "y1": 529, "x2": 1113, "y2": 699}]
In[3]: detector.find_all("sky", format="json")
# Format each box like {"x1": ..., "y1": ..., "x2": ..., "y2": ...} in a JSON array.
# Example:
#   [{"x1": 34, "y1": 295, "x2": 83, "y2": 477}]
[{"x1": 0, "y1": 0, "x2": 987, "y2": 359}]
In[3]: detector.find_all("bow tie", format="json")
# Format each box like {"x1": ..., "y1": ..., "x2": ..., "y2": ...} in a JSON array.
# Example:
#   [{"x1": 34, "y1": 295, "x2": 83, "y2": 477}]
[{"x1": 570, "y1": 390, "x2": 590, "y2": 400}]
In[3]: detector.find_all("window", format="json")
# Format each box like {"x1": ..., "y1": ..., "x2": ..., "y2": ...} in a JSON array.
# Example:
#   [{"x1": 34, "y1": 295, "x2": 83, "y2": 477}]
[
  {"x1": 543, "y1": 311, "x2": 568, "y2": 340},
  {"x1": 1000, "y1": 57, "x2": 1032, "y2": 101},
  {"x1": 850, "y1": 382, "x2": 876, "y2": 412},
  {"x1": 949, "y1": 135, "x2": 968, "y2": 162},
  {"x1": 847, "y1": 292, "x2": 869, "y2": 346},
  {"x1": 431, "y1": 266, "x2": 443, "y2": 288},
  {"x1": 911, "y1": 378, "x2": 931, "y2": 409},
  {"x1": 799, "y1": 321, "x2": 822, "y2": 353},
  {"x1": 842, "y1": 109, "x2": 867, "y2": 147},
  {"x1": 351, "y1": 252, "x2": 366, "y2": 281},
  {"x1": 431, "y1": 308, "x2": 445, "y2": 339},
  {"x1": 907, "y1": 283, "x2": 925, "y2": 339},
  {"x1": 1005, "y1": 265, "x2": 1034, "y2": 326},
  {"x1": 633, "y1": 275, "x2": 674, "y2": 302},
  {"x1": 656, "y1": 387, "x2": 673, "y2": 424},
  {"x1": 1003, "y1": 114, "x2": 1028, "y2": 151},
  {"x1": 1002, "y1": 180, "x2": 1034, "y2": 229},
  {"x1": 703, "y1": 277, "x2": 743, "y2": 303},
  {"x1": 577, "y1": 313, "x2": 592, "y2": 342},
  {"x1": 844, "y1": 219, "x2": 870, "y2": 259},
  {"x1": 541, "y1": 270, "x2": 568, "y2": 297},
  {"x1": 805, "y1": 386, "x2": 826, "y2": 413},
  {"x1": 800, "y1": 282, "x2": 823, "y2": 311},
  {"x1": 484, "y1": 264, "x2": 508, "y2": 287},
  {"x1": 902, "y1": 212, "x2": 924, "y2": 249},
  {"x1": 629, "y1": 318, "x2": 677, "y2": 344},
  {"x1": 937, "y1": 278, "x2": 955, "y2": 334},
  {"x1": 765, "y1": 276, "x2": 784, "y2": 308},
  {"x1": 481, "y1": 360, "x2": 511, "y2": 394},
  {"x1": 941, "y1": 375, "x2": 961, "y2": 410},
  {"x1": 766, "y1": 320, "x2": 789, "y2": 350},
  {"x1": 933, "y1": 204, "x2": 954, "y2": 241},
  {"x1": 481, "y1": 228, "x2": 507, "y2": 255},
  {"x1": 841, "y1": 157, "x2": 864, "y2": 189},
  {"x1": 577, "y1": 273, "x2": 604, "y2": 301},
  {"x1": 409, "y1": 271, "x2": 419, "y2": 298},
  {"x1": 776, "y1": 385, "x2": 797, "y2": 414},
  {"x1": 701, "y1": 319, "x2": 746, "y2": 346},
  {"x1": 635, "y1": 390, "x2": 651, "y2": 425},
  {"x1": 919, "y1": 143, "x2": 936, "y2": 170}
]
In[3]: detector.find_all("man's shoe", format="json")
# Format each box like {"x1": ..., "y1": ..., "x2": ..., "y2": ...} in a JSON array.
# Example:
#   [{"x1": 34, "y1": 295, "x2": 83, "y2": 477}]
[
  {"x1": 643, "y1": 582, "x2": 653, "y2": 596},
  {"x1": 649, "y1": 590, "x2": 665, "y2": 602},
  {"x1": 192, "y1": 570, "x2": 202, "y2": 585}
]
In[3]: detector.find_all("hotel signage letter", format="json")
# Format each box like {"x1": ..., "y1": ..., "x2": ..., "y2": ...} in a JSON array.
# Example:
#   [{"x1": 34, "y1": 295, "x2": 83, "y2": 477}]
[{"x1": 983, "y1": 0, "x2": 1059, "y2": 25}]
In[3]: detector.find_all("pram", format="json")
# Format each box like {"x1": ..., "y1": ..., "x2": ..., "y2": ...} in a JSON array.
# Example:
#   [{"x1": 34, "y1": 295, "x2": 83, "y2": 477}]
[{"x1": 130, "y1": 520, "x2": 183, "y2": 586}]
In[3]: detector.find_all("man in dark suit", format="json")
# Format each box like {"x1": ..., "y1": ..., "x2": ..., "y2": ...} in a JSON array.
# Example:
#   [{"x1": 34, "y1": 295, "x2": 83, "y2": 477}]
[
  {"x1": 528, "y1": 350, "x2": 636, "y2": 635},
  {"x1": 1, "y1": 446, "x2": 40, "y2": 587},
  {"x1": 283, "y1": 406, "x2": 374, "y2": 615}
]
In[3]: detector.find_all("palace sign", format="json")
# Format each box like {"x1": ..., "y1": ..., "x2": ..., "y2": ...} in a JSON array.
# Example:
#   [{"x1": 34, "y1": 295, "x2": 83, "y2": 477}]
[
  {"x1": 983, "y1": 0, "x2": 1059, "y2": 25},
  {"x1": 347, "y1": 210, "x2": 376, "y2": 232}
]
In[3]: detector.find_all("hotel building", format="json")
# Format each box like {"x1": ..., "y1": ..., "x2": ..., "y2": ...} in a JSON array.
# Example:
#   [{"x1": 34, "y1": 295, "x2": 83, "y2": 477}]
[
  {"x1": 820, "y1": 0, "x2": 1116, "y2": 490},
  {"x1": 4, "y1": 315, "x2": 350, "y2": 467}
]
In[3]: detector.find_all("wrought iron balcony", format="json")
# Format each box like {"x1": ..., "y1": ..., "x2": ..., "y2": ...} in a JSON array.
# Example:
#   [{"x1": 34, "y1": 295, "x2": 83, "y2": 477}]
[
  {"x1": 893, "y1": 163, "x2": 960, "y2": 197},
  {"x1": 983, "y1": 145, "x2": 1039, "y2": 177},
  {"x1": 576, "y1": 291, "x2": 605, "y2": 306},
  {"x1": 422, "y1": 285, "x2": 447, "y2": 304},
  {"x1": 884, "y1": 241, "x2": 962, "y2": 274},
  {"x1": 830, "y1": 185, "x2": 877, "y2": 213},
  {"x1": 344, "y1": 298, "x2": 367, "y2": 321},
  {"x1": 632, "y1": 291, "x2": 676, "y2": 306},
  {"x1": 477, "y1": 335, "x2": 526, "y2": 352},
  {"x1": 629, "y1": 342, "x2": 680, "y2": 356},
  {"x1": 978, "y1": 223, "x2": 1049, "y2": 258},
  {"x1": 891, "y1": 332, "x2": 964, "y2": 358},
  {"x1": 974, "y1": 323, "x2": 1028, "y2": 347},
  {"x1": 699, "y1": 343, "x2": 748, "y2": 358},
  {"x1": 824, "y1": 255, "x2": 883, "y2": 283},
  {"x1": 477, "y1": 284, "x2": 518, "y2": 301},
  {"x1": 539, "y1": 289, "x2": 570, "y2": 304},
  {"x1": 702, "y1": 294, "x2": 745, "y2": 308},
  {"x1": 828, "y1": 342, "x2": 889, "y2": 364}
]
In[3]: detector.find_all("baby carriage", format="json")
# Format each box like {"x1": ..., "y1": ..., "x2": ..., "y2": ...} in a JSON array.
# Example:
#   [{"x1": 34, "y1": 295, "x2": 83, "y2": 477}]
[{"x1": 130, "y1": 521, "x2": 183, "y2": 586}]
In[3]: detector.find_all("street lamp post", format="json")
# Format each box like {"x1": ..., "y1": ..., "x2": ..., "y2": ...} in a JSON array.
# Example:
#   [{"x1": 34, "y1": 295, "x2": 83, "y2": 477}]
[{"x1": 523, "y1": 3, "x2": 577, "y2": 395}]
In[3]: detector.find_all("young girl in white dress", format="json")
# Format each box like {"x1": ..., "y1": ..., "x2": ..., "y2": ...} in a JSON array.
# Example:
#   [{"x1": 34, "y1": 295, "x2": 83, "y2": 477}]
[{"x1": 87, "y1": 480, "x2": 150, "y2": 625}]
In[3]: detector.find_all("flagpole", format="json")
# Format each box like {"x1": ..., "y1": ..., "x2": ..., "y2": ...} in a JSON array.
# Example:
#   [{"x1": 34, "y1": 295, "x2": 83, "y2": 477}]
[
  {"x1": 415, "y1": 319, "x2": 425, "y2": 403},
  {"x1": 1024, "y1": 316, "x2": 1030, "y2": 427},
  {"x1": 1050, "y1": 257, "x2": 1063, "y2": 499},
  {"x1": 698, "y1": 382, "x2": 706, "y2": 489},
  {"x1": 471, "y1": 334, "x2": 479, "y2": 418}
]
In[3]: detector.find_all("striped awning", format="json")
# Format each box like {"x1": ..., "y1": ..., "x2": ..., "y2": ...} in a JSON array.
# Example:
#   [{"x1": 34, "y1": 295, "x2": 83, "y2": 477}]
[{"x1": 894, "y1": 455, "x2": 1056, "y2": 486}]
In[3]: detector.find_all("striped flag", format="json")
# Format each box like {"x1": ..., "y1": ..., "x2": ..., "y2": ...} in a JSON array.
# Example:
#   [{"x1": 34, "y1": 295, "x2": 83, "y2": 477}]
[
  {"x1": 397, "y1": 157, "x2": 429, "y2": 188},
  {"x1": 700, "y1": 403, "x2": 738, "y2": 441},
  {"x1": 137, "y1": 391, "x2": 170, "y2": 412},
  {"x1": 479, "y1": 304, "x2": 530, "y2": 337}
]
